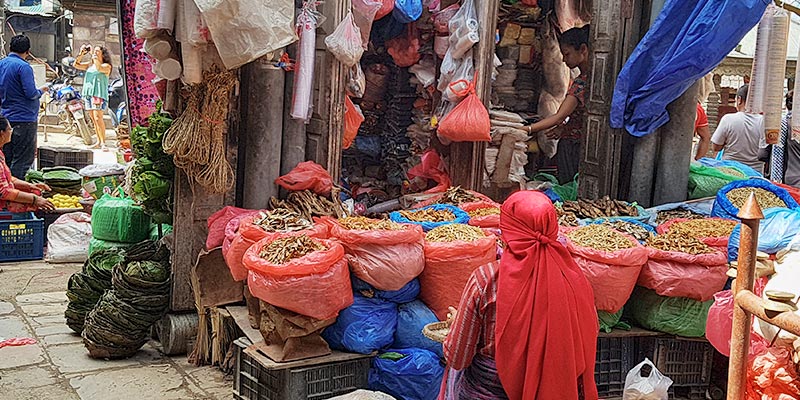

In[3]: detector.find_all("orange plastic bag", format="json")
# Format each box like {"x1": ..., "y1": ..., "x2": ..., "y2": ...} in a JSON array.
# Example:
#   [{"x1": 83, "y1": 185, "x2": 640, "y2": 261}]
[
  {"x1": 343, "y1": 96, "x2": 364, "y2": 149},
  {"x1": 459, "y1": 201, "x2": 501, "y2": 229},
  {"x1": 407, "y1": 149, "x2": 452, "y2": 194},
  {"x1": 420, "y1": 233, "x2": 497, "y2": 320},
  {"x1": 746, "y1": 346, "x2": 800, "y2": 400},
  {"x1": 326, "y1": 217, "x2": 425, "y2": 291},
  {"x1": 638, "y1": 247, "x2": 728, "y2": 301},
  {"x1": 562, "y1": 227, "x2": 648, "y2": 313},
  {"x1": 436, "y1": 76, "x2": 491, "y2": 142},
  {"x1": 245, "y1": 237, "x2": 353, "y2": 320},
  {"x1": 386, "y1": 24, "x2": 420, "y2": 68},
  {"x1": 274, "y1": 161, "x2": 334, "y2": 195},
  {"x1": 657, "y1": 218, "x2": 733, "y2": 255}
]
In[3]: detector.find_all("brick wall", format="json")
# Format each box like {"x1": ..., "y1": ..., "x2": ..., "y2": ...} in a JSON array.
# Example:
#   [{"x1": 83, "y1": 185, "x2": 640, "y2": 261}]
[{"x1": 71, "y1": 11, "x2": 122, "y2": 79}]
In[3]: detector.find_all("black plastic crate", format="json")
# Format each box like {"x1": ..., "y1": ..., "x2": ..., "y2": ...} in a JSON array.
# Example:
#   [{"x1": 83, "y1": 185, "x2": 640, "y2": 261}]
[
  {"x1": 638, "y1": 337, "x2": 714, "y2": 400},
  {"x1": 234, "y1": 338, "x2": 372, "y2": 400},
  {"x1": 38, "y1": 146, "x2": 93, "y2": 170},
  {"x1": 595, "y1": 335, "x2": 636, "y2": 398}
]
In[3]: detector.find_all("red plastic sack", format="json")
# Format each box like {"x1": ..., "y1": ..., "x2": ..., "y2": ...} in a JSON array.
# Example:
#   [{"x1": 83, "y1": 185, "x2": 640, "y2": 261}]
[
  {"x1": 326, "y1": 218, "x2": 425, "y2": 291},
  {"x1": 207, "y1": 206, "x2": 253, "y2": 250},
  {"x1": 776, "y1": 182, "x2": 800, "y2": 204},
  {"x1": 706, "y1": 281, "x2": 770, "y2": 358},
  {"x1": 274, "y1": 161, "x2": 334, "y2": 195},
  {"x1": 746, "y1": 346, "x2": 800, "y2": 400},
  {"x1": 386, "y1": 24, "x2": 420, "y2": 68},
  {"x1": 657, "y1": 218, "x2": 733, "y2": 255},
  {"x1": 562, "y1": 227, "x2": 648, "y2": 313},
  {"x1": 375, "y1": 0, "x2": 394, "y2": 19},
  {"x1": 638, "y1": 247, "x2": 728, "y2": 301},
  {"x1": 420, "y1": 233, "x2": 498, "y2": 320},
  {"x1": 436, "y1": 77, "x2": 491, "y2": 142},
  {"x1": 222, "y1": 210, "x2": 262, "y2": 255},
  {"x1": 343, "y1": 96, "x2": 364, "y2": 149},
  {"x1": 459, "y1": 201, "x2": 501, "y2": 229},
  {"x1": 407, "y1": 149, "x2": 452, "y2": 194},
  {"x1": 245, "y1": 237, "x2": 353, "y2": 321}
]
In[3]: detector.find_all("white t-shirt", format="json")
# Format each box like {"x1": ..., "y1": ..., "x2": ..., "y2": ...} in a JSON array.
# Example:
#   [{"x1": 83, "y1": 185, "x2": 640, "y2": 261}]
[{"x1": 711, "y1": 112, "x2": 767, "y2": 174}]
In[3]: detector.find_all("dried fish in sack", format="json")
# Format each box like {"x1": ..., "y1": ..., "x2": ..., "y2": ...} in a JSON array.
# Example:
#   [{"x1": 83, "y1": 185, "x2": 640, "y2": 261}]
[
  {"x1": 425, "y1": 224, "x2": 486, "y2": 243},
  {"x1": 566, "y1": 225, "x2": 635, "y2": 252},
  {"x1": 260, "y1": 235, "x2": 326, "y2": 264}
]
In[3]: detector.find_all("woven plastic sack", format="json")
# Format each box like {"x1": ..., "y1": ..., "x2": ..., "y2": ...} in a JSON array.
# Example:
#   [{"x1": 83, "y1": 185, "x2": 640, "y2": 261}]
[
  {"x1": 245, "y1": 238, "x2": 352, "y2": 321},
  {"x1": 274, "y1": 161, "x2": 334, "y2": 196},
  {"x1": 322, "y1": 295, "x2": 398, "y2": 354},
  {"x1": 394, "y1": 300, "x2": 443, "y2": 358},
  {"x1": 711, "y1": 178, "x2": 800, "y2": 221},
  {"x1": 420, "y1": 232, "x2": 497, "y2": 320},
  {"x1": 344, "y1": 96, "x2": 365, "y2": 149},
  {"x1": 368, "y1": 348, "x2": 445, "y2": 400},
  {"x1": 728, "y1": 207, "x2": 800, "y2": 262},
  {"x1": 688, "y1": 162, "x2": 747, "y2": 199},
  {"x1": 352, "y1": 275, "x2": 420, "y2": 304},
  {"x1": 437, "y1": 80, "x2": 491, "y2": 143},
  {"x1": 657, "y1": 217, "x2": 733, "y2": 255},
  {"x1": 459, "y1": 201, "x2": 500, "y2": 229},
  {"x1": 389, "y1": 204, "x2": 470, "y2": 232},
  {"x1": 327, "y1": 218, "x2": 424, "y2": 291},
  {"x1": 325, "y1": 13, "x2": 364, "y2": 67},
  {"x1": 626, "y1": 287, "x2": 712, "y2": 337},
  {"x1": 91, "y1": 194, "x2": 151, "y2": 243},
  {"x1": 46, "y1": 212, "x2": 92, "y2": 264},
  {"x1": 206, "y1": 206, "x2": 252, "y2": 250},
  {"x1": 746, "y1": 346, "x2": 800, "y2": 399},
  {"x1": 638, "y1": 246, "x2": 727, "y2": 301},
  {"x1": 562, "y1": 227, "x2": 648, "y2": 313},
  {"x1": 393, "y1": 0, "x2": 422, "y2": 23}
]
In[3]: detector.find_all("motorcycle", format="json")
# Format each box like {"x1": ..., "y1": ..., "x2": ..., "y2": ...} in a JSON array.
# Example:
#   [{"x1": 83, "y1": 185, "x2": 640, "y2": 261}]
[
  {"x1": 107, "y1": 76, "x2": 129, "y2": 139},
  {"x1": 49, "y1": 83, "x2": 94, "y2": 146}
]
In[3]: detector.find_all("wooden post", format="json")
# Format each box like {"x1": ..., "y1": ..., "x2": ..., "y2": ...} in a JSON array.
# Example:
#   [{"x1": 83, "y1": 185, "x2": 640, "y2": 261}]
[{"x1": 652, "y1": 82, "x2": 698, "y2": 205}]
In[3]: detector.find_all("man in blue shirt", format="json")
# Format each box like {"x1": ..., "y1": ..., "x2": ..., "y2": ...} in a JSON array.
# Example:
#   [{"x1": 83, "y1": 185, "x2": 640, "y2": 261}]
[{"x1": 0, "y1": 35, "x2": 48, "y2": 178}]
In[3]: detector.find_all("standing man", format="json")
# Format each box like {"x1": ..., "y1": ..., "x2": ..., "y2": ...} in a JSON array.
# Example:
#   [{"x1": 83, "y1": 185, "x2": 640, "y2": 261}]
[
  {"x1": 711, "y1": 84, "x2": 768, "y2": 174},
  {"x1": 694, "y1": 102, "x2": 710, "y2": 160},
  {"x1": 0, "y1": 35, "x2": 48, "y2": 179}
]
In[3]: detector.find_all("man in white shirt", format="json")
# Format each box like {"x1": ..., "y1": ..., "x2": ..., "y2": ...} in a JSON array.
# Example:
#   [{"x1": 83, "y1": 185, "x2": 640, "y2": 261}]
[{"x1": 711, "y1": 84, "x2": 768, "y2": 174}]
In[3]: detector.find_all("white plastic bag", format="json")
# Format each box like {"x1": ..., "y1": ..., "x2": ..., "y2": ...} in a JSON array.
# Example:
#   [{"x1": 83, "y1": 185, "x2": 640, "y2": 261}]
[
  {"x1": 134, "y1": 0, "x2": 159, "y2": 39},
  {"x1": 352, "y1": 0, "x2": 382, "y2": 49},
  {"x1": 623, "y1": 359, "x2": 673, "y2": 400},
  {"x1": 46, "y1": 213, "x2": 92, "y2": 264},
  {"x1": 195, "y1": 0, "x2": 297, "y2": 69},
  {"x1": 446, "y1": 0, "x2": 479, "y2": 59},
  {"x1": 175, "y1": 0, "x2": 210, "y2": 46},
  {"x1": 443, "y1": 55, "x2": 474, "y2": 102},
  {"x1": 325, "y1": 13, "x2": 364, "y2": 67},
  {"x1": 347, "y1": 64, "x2": 367, "y2": 98}
]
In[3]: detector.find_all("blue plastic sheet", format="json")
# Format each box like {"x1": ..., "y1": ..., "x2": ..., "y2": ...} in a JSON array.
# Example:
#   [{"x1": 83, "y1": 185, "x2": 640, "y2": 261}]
[
  {"x1": 322, "y1": 295, "x2": 398, "y2": 355},
  {"x1": 393, "y1": 0, "x2": 422, "y2": 23},
  {"x1": 644, "y1": 200, "x2": 713, "y2": 226},
  {"x1": 368, "y1": 348, "x2": 445, "y2": 400},
  {"x1": 697, "y1": 158, "x2": 763, "y2": 178},
  {"x1": 727, "y1": 208, "x2": 800, "y2": 262},
  {"x1": 390, "y1": 204, "x2": 470, "y2": 232},
  {"x1": 610, "y1": 0, "x2": 767, "y2": 137},
  {"x1": 711, "y1": 179, "x2": 800, "y2": 221},
  {"x1": 394, "y1": 300, "x2": 442, "y2": 358},
  {"x1": 351, "y1": 275, "x2": 420, "y2": 304}
]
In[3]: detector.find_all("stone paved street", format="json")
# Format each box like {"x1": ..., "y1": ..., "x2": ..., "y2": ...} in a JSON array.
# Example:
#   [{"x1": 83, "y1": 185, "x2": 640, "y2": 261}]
[{"x1": 0, "y1": 261, "x2": 231, "y2": 400}]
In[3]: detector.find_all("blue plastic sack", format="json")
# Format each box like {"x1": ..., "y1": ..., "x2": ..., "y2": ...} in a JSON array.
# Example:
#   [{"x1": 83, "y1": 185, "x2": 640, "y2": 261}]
[
  {"x1": 585, "y1": 218, "x2": 656, "y2": 243},
  {"x1": 727, "y1": 208, "x2": 800, "y2": 262},
  {"x1": 543, "y1": 188, "x2": 562, "y2": 203},
  {"x1": 697, "y1": 158, "x2": 763, "y2": 178},
  {"x1": 711, "y1": 179, "x2": 800, "y2": 221},
  {"x1": 393, "y1": 0, "x2": 422, "y2": 23},
  {"x1": 644, "y1": 200, "x2": 713, "y2": 226},
  {"x1": 389, "y1": 204, "x2": 470, "y2": 232},
  {"x1": 610, "y1": 0, "x2": 766, "y2": 137},
  {"x1": 323, "y1": 295, "x2": 398, "y2": 354},
  {"x1": 351, "y1": 275, "x2": 420, "y2": 304},
  {"x1": 394, "y1": 300, "x2": 442, "y2": 358},
  {"x1": 369, "y1": 348, "x2": 445, "y2": 400}
]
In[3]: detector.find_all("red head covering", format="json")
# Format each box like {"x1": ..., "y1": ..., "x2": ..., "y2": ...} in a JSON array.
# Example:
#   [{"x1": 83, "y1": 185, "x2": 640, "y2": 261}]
[{"x1": 495, "y1": 191, "x2": 599, "y2": 400}]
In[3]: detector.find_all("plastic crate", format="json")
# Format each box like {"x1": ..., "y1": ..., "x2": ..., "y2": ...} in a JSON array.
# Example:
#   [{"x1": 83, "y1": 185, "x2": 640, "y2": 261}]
[
  {"x1": 234, "y1": 338, "x2": 372, "y2": 400},
  {"x1": 641, "y1": 338, "x2": 714, "y2": 400},
  {"x1": 0, "y1": 212, "x2": 44, "y2": 261},
  {"x1": 38, "y1": 146, "x2": 93, "y2": 170},
  {"x1": 595, "y1": 335, "x2": 636, "y2": 398}
]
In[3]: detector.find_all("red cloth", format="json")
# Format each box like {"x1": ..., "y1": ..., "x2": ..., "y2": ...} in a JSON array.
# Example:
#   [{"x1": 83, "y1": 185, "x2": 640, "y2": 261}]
[
  {"x1": 695, "y1": 103, "x2": 709, "y2": 130},
  {"x1": 495, "y1": 191, "x2": 599, "y2": 400}
]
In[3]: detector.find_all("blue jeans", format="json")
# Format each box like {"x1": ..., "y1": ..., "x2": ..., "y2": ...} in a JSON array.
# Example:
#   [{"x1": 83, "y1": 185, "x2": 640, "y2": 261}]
[{"x1": 3, "y1": 121, "x2": 37, "y2": 179}]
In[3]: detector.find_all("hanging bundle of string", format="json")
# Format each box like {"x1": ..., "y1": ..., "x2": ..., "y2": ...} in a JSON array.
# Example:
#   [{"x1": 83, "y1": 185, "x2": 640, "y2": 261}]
[{"x1": 163, "y1": 86, "x2": 208, "y2": 171}]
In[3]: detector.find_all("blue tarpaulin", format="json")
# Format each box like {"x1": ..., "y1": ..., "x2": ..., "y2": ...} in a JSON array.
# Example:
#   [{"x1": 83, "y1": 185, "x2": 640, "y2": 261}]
[{"x1": 610, "y1": 0, "x2": 768, "y2": 137}]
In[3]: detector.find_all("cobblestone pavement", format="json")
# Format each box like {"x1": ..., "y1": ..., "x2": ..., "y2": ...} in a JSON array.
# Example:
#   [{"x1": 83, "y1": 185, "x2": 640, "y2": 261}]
[{"x1": 0, "y1": 261, "x2": 231, "y2": 400}]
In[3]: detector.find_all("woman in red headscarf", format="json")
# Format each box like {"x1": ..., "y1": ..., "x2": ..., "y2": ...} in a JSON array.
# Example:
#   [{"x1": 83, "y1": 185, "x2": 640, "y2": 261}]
[{"x1": 440, "y1": 190, "x2": 598, "y2": 400}]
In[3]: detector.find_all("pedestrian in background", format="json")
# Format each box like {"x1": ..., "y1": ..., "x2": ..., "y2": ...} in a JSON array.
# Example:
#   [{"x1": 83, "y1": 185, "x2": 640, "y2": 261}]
[{"x1": 772, "y1": 91, "x2": 800, "y2": 187}]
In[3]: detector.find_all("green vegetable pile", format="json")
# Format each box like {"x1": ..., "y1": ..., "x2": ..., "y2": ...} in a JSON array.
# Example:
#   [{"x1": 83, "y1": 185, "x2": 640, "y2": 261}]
[
  {"x1": 130, "y1": 103, "x2": 175, "y2": 225},
  {"x1": 65, "y1": 249, "x2": 125, "y2": 333},
  {"x1": 81, "y1": 240, "x2": 172, "y2": 359}
]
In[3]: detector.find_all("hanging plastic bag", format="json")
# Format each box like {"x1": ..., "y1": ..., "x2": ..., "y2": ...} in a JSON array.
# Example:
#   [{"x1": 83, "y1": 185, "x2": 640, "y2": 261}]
[
  {"x1": 638, "y1": 245, "x2": 727, "y2": 302},
  {"x1": 368, "y1": 348, "x2": 445, "y2": 400},
  {"x1": 353, "y1": 0, "x2": 382, "y2": 48},
  {"x1": 622, "y1": 358, "x2": 672, "y2": 400},
  {"x1": 711, "y1": 178, "x2": 800, "y2": 221},
  {"x1": 459, "y1": 201, "x2": 501, "y2": 229},
  {"x1": 443, "y1": 58, "x2": 474, "y2": 103},
  {"x1": 291, "y1": 2, "x2": 321, "y2": 122},
  {"x1": 562, "y1": 227, "x2": 648, "y2": 313},
  {"x1": 728, "y1": 207, "x2": 800, "y2": 262},
  {"x1": 322, "y1": 295, "x2": 398, "y2": 354},
  {"x1": 420, "y1": 230, "x2": 497, "y2": 319},
  {"x1": 347, "y1": 64, "x2": 367, "y2": 98},
  {"x1": 446, "y1": 0, "x2": 479, "y2": 59},
  {"x1": 386, "y1": 24, "x2": 421, "y2": 68},
  {"x1": 274, "y1": 161, "x2": 334, "y2": 195},
  {"x1": 351, "y1": 275, "x2": 421, "y2": 304},
  {"x1": 195, "y1": 0, "x2": 297, "y2": 69},
  {"x1": 46, "y1": 212, "x2": 92, "y2": 264},
  {"x1": 175, "y1": 0, "x2": 210, "y2": 46},
  {"x1": 325, "y1": 13, "x2": 365, "y2": 67},
  {"x1": 245, "y1": 237, "x2": 353, "y2": 320},
  {"x1": 626, "y1": 287, "x2": 712, "y2": 337},
  {"x1": 406, "y1": 150, "x2": 452, "y2": 194},
  {"x1": 437, "y1": 76, "x2": 491, "y2": 143},
  {"x1": 433, "y1": 4, "x2": 459, "y2": 34},
  {"x1": 344, "y1": 96, "x2": 365, "y2": 149},
  {"x1": 394, "y1": 300, "x2": 443, "y2": 358},
  {"x1": 393, "y1": 0, "x2": 423, "y2": 23}
]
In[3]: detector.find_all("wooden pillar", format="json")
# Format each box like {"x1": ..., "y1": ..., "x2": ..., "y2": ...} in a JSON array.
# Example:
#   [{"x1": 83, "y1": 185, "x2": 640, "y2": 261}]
[{"x1": 652, "y1": 82, "x2": 698, "y2": 205}]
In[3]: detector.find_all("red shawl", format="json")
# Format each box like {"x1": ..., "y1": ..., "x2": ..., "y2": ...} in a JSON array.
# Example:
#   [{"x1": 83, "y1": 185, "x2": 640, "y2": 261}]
[{"x1": 495, "y1": 191, "x2": 599, "y2": 400}]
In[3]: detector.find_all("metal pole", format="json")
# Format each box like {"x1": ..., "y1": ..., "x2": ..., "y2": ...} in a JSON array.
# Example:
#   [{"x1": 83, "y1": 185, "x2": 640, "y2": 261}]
[{"x1": 727, "y1": 193, "x2": 763, "y2": 400}]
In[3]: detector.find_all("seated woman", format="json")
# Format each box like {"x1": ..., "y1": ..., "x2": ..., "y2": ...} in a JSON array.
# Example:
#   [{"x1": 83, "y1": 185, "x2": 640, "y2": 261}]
[
  {"x1": 440, "y1": 190, "x2": 598, "y2": 400},
  {"x1": 0, "y1": 117, "x2": 54, "y2": 212}
]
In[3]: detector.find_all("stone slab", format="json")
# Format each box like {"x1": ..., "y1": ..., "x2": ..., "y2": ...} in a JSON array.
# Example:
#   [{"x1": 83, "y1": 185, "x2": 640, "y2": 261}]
[
  {"x1": 0, "y1": 343, "x2": 44, "y2": 369},
  {"x1": 31, "y1": 315, "x2": 67, "y2": 326},
  {"x1": 69, "y1": 364, "x2": 205, "y2": 400},
  {"x1": 34, "y1": 323, "x2": 74, "y2": 337},
  {"x1": 43, "y1": 333, "x2": 83, "y2": 346},
  {"x1": 47, "y1": 343, "x2": 138, "y2": 374},
  {"x1": 0, "y1": 301, "x2": 14, "y2": 315},
  {"x1": 0, "y1": 365, "x2": 58, "y2": 388},
  {"x1": 16, "y1": 292, "x2": 67, "y2": 305},
  {"x1": 4, "y1": 384, "x2": 79, "y2": 400},
  {"x1": 0, "y1": 316, "x2": 33, "y2": 338},
  {"x1": 19, "y1": 303, "x2": 67, "y2": 318}
]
